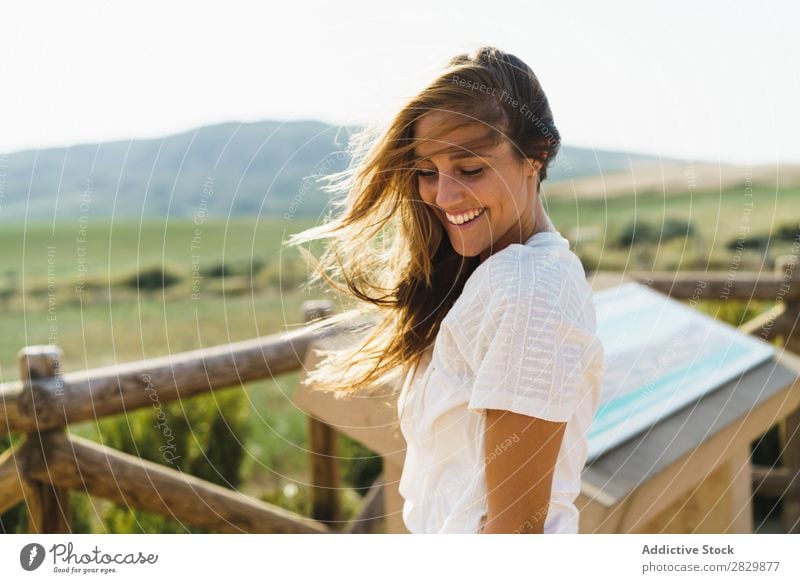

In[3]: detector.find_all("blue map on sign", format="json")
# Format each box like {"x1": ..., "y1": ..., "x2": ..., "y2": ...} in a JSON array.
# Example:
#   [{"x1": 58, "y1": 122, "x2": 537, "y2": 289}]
[{"x1": 586, "y1": 282, "x2": 776, "y2": 461}]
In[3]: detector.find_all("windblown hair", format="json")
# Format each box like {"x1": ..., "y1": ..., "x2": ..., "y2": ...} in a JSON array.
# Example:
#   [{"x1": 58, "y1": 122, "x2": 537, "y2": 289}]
[{"x1": 285, "y1": 45, "x2": 561, "y2": 396}]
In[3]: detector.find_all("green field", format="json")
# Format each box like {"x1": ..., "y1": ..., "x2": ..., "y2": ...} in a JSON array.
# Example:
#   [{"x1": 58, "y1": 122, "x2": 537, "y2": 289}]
[
  {"x1": 0, "y1": 216, "x2": 330, "y2": 377},
  {"x1": 547, "y1": 185, "x2": 800, "y2": 271},
  {"x1": 0, "y1": 216, "x2": 315, "y2": 281}
]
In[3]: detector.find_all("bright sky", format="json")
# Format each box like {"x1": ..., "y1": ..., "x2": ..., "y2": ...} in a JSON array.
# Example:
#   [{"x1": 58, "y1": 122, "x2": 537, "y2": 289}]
[{"x1": 2, "y1": 0, "x2": 798, "y2": 165}]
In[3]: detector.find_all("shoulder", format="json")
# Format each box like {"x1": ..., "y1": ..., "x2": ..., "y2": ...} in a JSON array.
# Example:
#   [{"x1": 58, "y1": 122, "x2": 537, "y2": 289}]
[
  {"x1": 442, "y1": 243, "x2": 593, "y2": 354},
  {"x1": 464, "y1": 242, "x2": 586, "y2": 318}
]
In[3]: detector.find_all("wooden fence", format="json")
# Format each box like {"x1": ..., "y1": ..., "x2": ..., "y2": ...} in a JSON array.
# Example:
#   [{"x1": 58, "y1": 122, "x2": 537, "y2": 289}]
[
  {"x1": 1, "y1": 258, "x2": 799, "y2": 534},
  {"x1": 0, "y1": 303, "x2": 378, "y2": 533}
]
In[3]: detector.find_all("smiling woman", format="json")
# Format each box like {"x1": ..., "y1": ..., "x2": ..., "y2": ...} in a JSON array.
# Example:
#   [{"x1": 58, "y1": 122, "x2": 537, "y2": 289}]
[
  {"x1": 285, "y1": 45, "x2": 604, "y2": 534},
  {"x1": 411, "y1": 113, "x2": 554, "y2": 262}
]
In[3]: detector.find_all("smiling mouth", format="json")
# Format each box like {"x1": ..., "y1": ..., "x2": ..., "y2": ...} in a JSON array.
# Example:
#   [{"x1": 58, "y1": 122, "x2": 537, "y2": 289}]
[{"x1": 444, "y1": 207, "x2": 485, "y2": 226}]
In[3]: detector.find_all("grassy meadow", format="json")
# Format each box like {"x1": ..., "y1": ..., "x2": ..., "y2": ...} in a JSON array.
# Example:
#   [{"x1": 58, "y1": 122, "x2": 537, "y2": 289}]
[{"x1": 547, "y1": 183, "x2": 800, "y2": 272}]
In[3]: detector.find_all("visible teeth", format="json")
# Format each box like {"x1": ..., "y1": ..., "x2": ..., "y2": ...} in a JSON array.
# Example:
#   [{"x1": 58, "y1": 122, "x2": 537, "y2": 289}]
[{"x1": 446, "y1": 207, "x2": 484, "y2": 225}]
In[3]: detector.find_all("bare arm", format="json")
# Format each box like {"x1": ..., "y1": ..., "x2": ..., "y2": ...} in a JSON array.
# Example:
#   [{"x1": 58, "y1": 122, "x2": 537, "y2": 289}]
[{"x1": 479, "y1": 408, "x2": 567, "y2": 534}]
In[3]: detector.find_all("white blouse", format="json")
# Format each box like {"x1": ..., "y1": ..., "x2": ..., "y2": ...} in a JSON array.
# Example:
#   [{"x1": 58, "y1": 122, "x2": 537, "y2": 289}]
[{"x1": 397, "y1": 228, "x2": 605, "y2": 534}]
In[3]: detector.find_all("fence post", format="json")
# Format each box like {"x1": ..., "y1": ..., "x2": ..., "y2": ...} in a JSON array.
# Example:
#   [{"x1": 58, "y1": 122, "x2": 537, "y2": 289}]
[
  {"x1": 774, "y1": 254, "x2": 800, "y2": 533},
  {"x1": 302, "y1": 300, "x2": 341, "y2": 528},
  {"x1": 18, "y1": 345, "x2": 72, "y2": 533}
]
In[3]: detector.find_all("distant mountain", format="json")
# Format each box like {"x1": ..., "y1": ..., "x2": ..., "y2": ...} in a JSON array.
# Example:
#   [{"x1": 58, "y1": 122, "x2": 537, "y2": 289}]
[{"x1": 0, "y1": 119, "x2": 681, "y2": 221}]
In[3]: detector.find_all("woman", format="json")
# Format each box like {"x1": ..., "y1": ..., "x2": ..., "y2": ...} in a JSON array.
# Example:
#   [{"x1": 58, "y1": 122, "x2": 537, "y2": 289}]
[{"x1": 287, "y1": 46, "x2": 605, "y2": 534}]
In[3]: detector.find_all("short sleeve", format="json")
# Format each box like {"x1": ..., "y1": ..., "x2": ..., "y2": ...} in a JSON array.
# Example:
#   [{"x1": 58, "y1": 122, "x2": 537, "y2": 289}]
[{"x1": 466, "y1": 260, "x2": 591, "y2": 423}]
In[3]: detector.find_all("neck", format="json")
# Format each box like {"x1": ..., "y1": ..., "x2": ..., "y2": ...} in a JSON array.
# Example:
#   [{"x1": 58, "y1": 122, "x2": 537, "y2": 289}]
[{"x1": 478, "y1": 196, "x2": 553, "y2": 263}]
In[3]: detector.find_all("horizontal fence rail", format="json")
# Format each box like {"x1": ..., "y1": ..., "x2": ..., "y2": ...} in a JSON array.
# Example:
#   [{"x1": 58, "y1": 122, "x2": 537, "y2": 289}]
[
  {"x1": 23, "y1": 431, "x2": 330, "y2": 534},
  {"x1": 0, "y1": 308, "x2": 373, "y2": 435}
]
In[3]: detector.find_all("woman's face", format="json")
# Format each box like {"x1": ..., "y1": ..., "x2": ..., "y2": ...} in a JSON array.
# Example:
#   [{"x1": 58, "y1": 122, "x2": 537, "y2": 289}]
[{"x1": 412, "y1": 112, "x2": 544, "y2": 262}]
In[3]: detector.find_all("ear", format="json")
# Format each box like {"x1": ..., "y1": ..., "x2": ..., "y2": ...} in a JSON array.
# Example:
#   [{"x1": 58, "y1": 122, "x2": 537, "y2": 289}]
[{"x1": 527, "y1": 158, "x2": 543, "y2": 177}]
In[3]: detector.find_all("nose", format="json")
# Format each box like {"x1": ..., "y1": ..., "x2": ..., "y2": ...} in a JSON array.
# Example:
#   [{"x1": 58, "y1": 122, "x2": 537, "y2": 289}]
[{"x1": 434, "y1": 171, "x2": 469, "y2": 210}]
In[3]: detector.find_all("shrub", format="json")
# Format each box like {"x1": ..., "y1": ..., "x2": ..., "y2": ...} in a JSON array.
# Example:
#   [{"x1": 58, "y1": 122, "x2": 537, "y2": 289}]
[
  {"x1": 726, "y1": 222, "x2": 799, "y2": 252},
  {"x1": 188, "y1": 391, "x2": 249, "y2": 489},
  {"x1": 93, "y1": 389, "x2": 248, "y2": 532},
  {"x1": 662, "y1": 217, "x2": 694, "y2": 240},
  {"x1": 775, "y1": 221, "x2": 800, "y2": 243},
  {"x1": 726, "y1": 234, "x2": 770, "y2": 251},
  {"x1": 200, "y1": 257, "x2": 266, "y2": 279},
  {"x1": 200, "y1": 263, "x2": 234, "y2": 278},
  {"x1": 337, "y1": 434, "x2": 382, "y2": 497},
  {"x1": 616, "y1": 218, "x2": 694, "y2": 248},
  {"x1": 121, "y1": 264, "x2": 183, "y2": 291}
]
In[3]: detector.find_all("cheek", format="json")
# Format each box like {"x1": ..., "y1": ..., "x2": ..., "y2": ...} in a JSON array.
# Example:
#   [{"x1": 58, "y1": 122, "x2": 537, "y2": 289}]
[
  {"x1": 417, "y1": 182, "x2": 435, "y2": 205},
  {"x1": 471, "y1": 179, "x2": 501, "y2": 209}
]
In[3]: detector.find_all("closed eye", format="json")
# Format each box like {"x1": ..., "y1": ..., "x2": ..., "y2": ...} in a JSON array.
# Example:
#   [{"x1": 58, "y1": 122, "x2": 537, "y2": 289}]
[{"x1": 415, "y1": 167, "x2": 484, "y2": 180}]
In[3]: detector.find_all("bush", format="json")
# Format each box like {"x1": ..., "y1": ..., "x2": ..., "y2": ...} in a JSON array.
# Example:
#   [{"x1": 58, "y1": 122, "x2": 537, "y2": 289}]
[
  {"x1": 101, "y1": 501, "x2": 205, "y2": 534},
  {"x1": 775, "y1": 221, "x2": 800, "y2": 243},
  {"x1": 662, "y1": 217, "x2": 694, "y2": 240},
  {"x1": 337, "y1": 434, "x2": 382, "y2": 497},
  {"x1": 121, "y1": 264, "x2": 183, "y2": 291},
  {"x1": 94, "y1": 389, "x2": 249, "y2": 532},
  {"x1": 0, "y1": 390, "x2": 251, "y2": 534},
  {"x1": 200, "y1": 257, "x2": 266, "y2": 279},
  {"x1": 188, "y1": 391, "x2": 249, "y2": 489},
  {"x1": 726, "y1": 222, "x2": 799, "y2": 252},
  {"x1": 260, "y1": 483, "x2": 312, "y2": 517},
  {"x1": 616, "y1": 218, "x2": 694, "y2": 248},
  {"x1": 200, "y1": 263, "x2": 234, "y2": 278},
  {"x1": 726, "y1": 234, "x2": 770, "y2": 251}
]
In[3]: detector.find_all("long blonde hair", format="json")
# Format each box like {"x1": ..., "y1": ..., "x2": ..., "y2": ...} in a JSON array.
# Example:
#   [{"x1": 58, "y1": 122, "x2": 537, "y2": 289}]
[{"x1": 285, "y1": 45, "x2": 561, "y2": 395}]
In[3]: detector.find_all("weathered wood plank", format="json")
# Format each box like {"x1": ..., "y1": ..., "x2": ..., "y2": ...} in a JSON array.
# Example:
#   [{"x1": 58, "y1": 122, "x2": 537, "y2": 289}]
[
  {"x1": 302, "y1": 301, "x2": 341, "y2": 528},
  {"x1": 624, "y1": 270, "x2": 800, "y2": 302},
  {"x1": 382, "y1": 460, "x2": 408, "y2": 534},
  {"x1": 18, "y1": 346, "x2": 71, "y2": 534},
  {"x1": 0, "y1": 440, "x2": 25, "y2": 515},
  {"x1": 752, "y1": 464, "x2": 800, "y2": 498},
  {"x1": 22, "y1": 431, "x2": 330, "y2": 534},
  {"x1": 634, "y1": 444, "x2": 751, "y2": 533},
  {"x1": 309, "y1": 418, "x2": 340, "y2": 526},
  {"x1": 0, "y1": 310, "x2": 373, "y2": 434},
  {"x1": 780, "y1": 407, "x2": 800, "y2": 533},
  {"x1": 24, "y1": 471, "x2": 71, "y2": 534},
  {"x1": 0, "y1": 381, "x2": 24, "y2": 437},
  {"x1": 739, "y1": 302, "x2": 788, "y2": 341},
  {"x1": 344, "y1": 475, "x2": 385, "y2": 534},
  {"x1": 294, "y1": 331, "x2": 407, "y2": 467}
]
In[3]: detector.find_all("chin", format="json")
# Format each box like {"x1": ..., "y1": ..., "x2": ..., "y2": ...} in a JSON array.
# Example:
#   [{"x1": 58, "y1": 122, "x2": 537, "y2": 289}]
[{"x1": 447, "y1": 239, "x2": 484, "y2": 258}]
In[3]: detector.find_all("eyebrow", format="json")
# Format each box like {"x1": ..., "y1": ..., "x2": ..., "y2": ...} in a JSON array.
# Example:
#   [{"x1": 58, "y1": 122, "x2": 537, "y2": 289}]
[{"x1": 414, "y1": 147, "x2": 497, "y2": 163}]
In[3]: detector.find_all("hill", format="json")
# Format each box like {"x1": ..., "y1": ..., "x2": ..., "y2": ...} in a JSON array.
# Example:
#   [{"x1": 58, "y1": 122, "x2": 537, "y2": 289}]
[
  {"x1": 4, "y1": 119, "x2": 791, "y2": 221},
  {"x1": 543, "y1": 160, "x2": 800, "y2": 200}
]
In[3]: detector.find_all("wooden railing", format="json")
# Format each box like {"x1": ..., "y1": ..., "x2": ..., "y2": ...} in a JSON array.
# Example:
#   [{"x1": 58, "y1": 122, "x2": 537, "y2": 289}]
[
  {"x1": 0, "y1": 302, "x2": 380, "y2": 534},
  {"x1": 1, "y1": 257, "x2": 799, "y2": 534}
]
